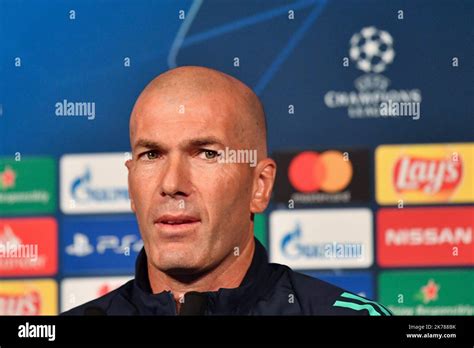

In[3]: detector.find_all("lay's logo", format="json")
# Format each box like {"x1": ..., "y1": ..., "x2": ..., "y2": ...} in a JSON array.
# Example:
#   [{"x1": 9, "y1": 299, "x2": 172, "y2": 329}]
[
  {"x1": 0, "y1": 279, "x2": 57, "y2": 315},
  {"x1": 0, "y1": 291, "x2": 41, "y2": 315},
  {"x1": 376, "y1": 143, "x2": 473, "y2": 205},
  {"x1": 393, "y1": 155, "x2": 462, "y2": 194}
]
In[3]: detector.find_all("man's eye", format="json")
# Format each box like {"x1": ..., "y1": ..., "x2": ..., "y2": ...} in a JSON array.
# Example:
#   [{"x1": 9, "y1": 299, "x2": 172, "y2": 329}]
[
  {"x1": 199, "y1": 150, "x2": 219, "y2": 160},
  {"x1": 144, "y1": 151, "x2": 159, "y2": 160}
]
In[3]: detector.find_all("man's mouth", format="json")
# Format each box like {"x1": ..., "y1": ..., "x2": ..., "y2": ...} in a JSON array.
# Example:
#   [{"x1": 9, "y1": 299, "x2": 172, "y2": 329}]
[
  {"x1": 156, "y1": 215, "x2": 200, "y2": 224},
  {"x1": 154, "y1": 215, "x2": 201, "y2": 234}
]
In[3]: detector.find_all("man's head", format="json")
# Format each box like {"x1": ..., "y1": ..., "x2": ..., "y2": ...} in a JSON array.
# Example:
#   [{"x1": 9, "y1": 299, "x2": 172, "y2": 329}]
[{"x1": 126, "y1": 66, "x2": 276, "y2": 277}]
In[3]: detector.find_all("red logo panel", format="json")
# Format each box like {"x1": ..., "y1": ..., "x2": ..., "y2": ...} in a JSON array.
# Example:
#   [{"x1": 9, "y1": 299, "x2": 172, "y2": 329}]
[
  {"x1": 0, "y1": 217, "x2": 58, "y2": 276},
  {"x1": 377, "y1": 207, "x2": 473, "y2": 267}
]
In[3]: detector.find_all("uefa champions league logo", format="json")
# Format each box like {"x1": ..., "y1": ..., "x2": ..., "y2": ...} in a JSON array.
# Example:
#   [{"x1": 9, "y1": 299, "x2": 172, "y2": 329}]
[
  {"x1": 324, "y1": 26, "x2": 422, "y2": 119},
  {"x1": 349, "y1": 26, "x2": 395, "y2": 74}
]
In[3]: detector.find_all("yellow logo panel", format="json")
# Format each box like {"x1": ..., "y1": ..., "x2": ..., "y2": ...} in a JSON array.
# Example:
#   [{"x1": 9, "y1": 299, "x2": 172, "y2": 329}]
[
  {"x1": 376, "y1": 143, "x2": 474, "y2": 205},
  {"x1": 0, "y1": 279, "x2": 57, "y2": 315}
]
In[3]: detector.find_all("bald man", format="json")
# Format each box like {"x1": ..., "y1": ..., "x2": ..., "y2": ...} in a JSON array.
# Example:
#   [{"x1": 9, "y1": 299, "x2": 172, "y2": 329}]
[{"x1": 63, "y1": 66, "x2": 391, "y2": 316}]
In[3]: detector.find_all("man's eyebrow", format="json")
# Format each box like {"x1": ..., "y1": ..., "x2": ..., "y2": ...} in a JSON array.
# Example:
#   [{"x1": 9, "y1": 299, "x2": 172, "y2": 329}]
[
  {"x1": 133, "y1": 136, "x2": 225, "y2": 151},
  {"x1": 133, "y1": 139, "x2": 166, "y2": 150},
  {"x1": 187, "y1": 136, "x2": 224, "y2": 148}
]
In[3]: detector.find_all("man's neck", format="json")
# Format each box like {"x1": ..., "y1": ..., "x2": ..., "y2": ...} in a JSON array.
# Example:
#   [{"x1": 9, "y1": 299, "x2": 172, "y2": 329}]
[{"x1": 147, "y1": 234, "x2": 255, "y2": 312}]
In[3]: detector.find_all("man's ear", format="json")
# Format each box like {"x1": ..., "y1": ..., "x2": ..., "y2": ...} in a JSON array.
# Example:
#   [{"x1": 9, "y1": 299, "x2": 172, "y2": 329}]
[
  {"x1": 125, "y1": 159, "x2": 136, "y2": 213},
  {"x1": 250, "y1": 158, "x2": 277, "y2": 213}
]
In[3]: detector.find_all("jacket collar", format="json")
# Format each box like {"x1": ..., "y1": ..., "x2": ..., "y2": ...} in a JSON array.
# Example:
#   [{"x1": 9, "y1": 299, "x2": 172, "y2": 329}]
[{"x1": 132, "y1": 238, "x2": 273, "y2": 315}]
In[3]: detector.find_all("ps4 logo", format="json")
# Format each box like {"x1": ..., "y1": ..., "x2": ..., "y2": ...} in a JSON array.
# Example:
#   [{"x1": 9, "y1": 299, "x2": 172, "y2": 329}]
[
  {"x1": 66, "y1": 233, "x2": 143, "y2": 257},
  {"x1": 70, "y1": 168, "x2": 129, "y2": 203}
]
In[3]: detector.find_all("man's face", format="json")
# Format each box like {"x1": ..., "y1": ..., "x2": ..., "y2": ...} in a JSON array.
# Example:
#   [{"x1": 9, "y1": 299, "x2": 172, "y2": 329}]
[{"x1": 126, "y1": 91, "x2": 255, "y2": 275}]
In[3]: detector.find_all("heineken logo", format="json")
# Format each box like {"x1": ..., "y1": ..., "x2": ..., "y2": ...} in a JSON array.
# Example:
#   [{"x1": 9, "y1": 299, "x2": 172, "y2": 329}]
[
  {"x1": 417, "y1": 279, "x2": 440, "y2": 304},
  {"x1": 379, "y1": 270, "x2": 474, "y2": 316},
  {"x1": 0, "y1": 166, "x2": 16, "y2": 190},
  {"x1": 0, "y1": 158, "x2": 56, "y2": 215}
]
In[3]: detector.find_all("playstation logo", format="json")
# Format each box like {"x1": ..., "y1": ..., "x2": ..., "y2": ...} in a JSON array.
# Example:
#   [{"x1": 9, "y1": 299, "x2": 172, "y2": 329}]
[{"x1": 66, "y1": 233, "x2": 94, "y2": 257}]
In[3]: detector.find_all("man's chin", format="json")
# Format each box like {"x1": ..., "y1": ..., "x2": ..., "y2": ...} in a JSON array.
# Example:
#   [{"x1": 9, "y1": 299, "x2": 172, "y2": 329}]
[{"x1": 152, "y1": 252, "x2": 205, "y2": 275}]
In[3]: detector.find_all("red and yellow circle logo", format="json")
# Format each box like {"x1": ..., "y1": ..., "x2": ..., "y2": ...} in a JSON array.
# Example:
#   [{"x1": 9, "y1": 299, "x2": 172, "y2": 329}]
[{"x1": 288, "y1": 151, "x2": 353, "y2": 193}]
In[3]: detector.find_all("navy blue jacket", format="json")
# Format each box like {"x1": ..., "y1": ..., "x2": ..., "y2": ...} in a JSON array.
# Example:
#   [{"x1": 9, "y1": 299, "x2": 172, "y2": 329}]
[{"x1": 62, "y1": 239, "x2": 392, "y2": 316}]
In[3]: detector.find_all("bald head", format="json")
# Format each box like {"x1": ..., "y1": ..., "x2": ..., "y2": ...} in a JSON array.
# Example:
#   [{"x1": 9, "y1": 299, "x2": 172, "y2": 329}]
[
  {"x1": 125, "y1": 66, "x2": 277, "y2": 281},
  {"x1": 130, "y1": 66, "x2": 267, "y2": 158}
]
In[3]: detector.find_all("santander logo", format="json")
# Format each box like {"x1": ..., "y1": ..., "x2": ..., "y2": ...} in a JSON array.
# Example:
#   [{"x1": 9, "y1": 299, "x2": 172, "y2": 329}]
[{"x1": 393, "y1": 155, "x2": 462, "y2": 195}]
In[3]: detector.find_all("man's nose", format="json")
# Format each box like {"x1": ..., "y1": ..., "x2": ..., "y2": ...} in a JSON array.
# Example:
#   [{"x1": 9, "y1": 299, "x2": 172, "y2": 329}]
[{"x1": 160, "y1": 154, "x2": 190, "y2": 198}]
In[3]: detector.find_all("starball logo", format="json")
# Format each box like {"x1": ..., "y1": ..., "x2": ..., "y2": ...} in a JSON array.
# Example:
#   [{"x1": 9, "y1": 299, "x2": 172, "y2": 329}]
[
  {"x1": 349, "y1": 26, "x2": 395, "y2": 73},
  {"x1": 324, "y1": 26, "x2": 422, "y2": 119}
]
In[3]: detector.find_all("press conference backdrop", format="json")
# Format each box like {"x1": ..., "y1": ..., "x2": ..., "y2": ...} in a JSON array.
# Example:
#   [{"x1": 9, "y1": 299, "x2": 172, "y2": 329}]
[{"x1": 1, "y1": 0, "x2": 473, "y2": 316}]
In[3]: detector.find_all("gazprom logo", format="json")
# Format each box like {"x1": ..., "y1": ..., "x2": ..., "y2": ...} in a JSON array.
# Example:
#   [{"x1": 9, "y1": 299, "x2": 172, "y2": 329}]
[
  {"x1": 281, "y1": 223, "x2": 302, "y2": 259},
  {"x1": 280, "y1": 223, "x2": 364, "y2": 260},
  {"x1": 60, "y1": 153, "x2": 132, "y2": 214},
  {"x1": 270, "y1": 209, "x2": 373, "y2": 269},
  {"x1": 71, "y1": 168, "x2": 129, "y2": 203}
]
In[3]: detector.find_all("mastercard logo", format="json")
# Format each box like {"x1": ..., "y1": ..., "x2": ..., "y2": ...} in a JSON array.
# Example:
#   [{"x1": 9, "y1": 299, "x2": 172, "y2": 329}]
[{"x1": 288, "y1": 151, "x2": 353, "y2": 193}]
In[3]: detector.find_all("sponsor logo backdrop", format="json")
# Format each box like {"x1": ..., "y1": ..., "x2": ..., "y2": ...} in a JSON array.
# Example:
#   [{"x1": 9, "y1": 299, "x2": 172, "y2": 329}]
[{"x1": 1, "y1": 0, "x2": 472, "y2": 314}]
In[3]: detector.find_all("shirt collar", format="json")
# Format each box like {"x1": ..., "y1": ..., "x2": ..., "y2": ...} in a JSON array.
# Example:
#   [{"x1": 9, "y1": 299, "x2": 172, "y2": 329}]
[{"x1": 132, "y1": 238, "x2": 272, "y2": 314}]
